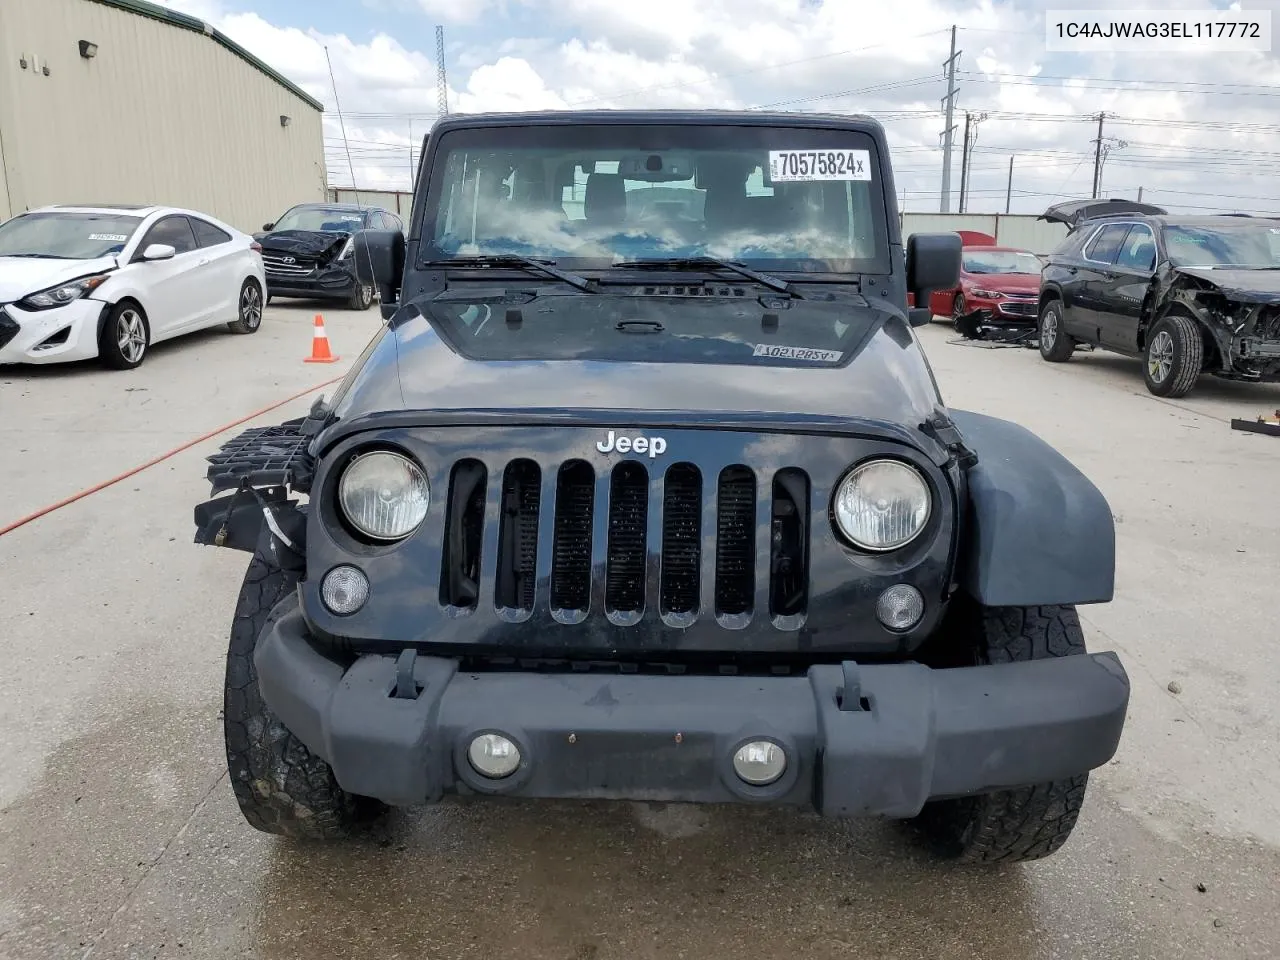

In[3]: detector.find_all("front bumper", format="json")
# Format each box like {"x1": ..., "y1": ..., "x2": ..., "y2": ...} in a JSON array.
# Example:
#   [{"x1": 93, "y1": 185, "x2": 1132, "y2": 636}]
[
  {"x1": 256, "y1": 603, "x2": 1131, "y2": 814},
  {"x1": 0, "y1": 300, "x2": 107, "y2": 365},
  {"x1": 265, "y1": 263, "x2": 359, "y2": 299}
]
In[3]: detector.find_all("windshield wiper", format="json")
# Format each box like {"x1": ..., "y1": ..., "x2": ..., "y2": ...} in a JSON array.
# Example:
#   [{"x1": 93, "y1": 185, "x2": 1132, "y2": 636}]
[
  {"x1": 609, "y1": 256, "x2": 803, "y2": 298},
  {"x1": 429, "y1": 255, "x2": 596, "y2": 293},
  {"x1": 0, "y1": 253, "x2": 65, "y2": 259}
]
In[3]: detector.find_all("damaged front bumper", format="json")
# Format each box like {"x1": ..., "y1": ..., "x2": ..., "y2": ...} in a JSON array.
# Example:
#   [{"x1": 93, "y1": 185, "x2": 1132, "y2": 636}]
[{"x1": 254, "y1": 599, "x2": 1131, "y2": 814}]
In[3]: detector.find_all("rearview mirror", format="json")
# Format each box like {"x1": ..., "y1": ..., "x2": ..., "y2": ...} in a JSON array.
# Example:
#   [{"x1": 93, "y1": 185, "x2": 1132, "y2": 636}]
[
  {"x1": 262, "y1": 222, "x2": 275, "y2": 231},
  {"x1": 905, "y1": 232, "x2": 962, "y2": 326},
  {"x1": 353, "y1": 229, "x2": 406, "y2": 310},
  {"x1": 141, "y1": 243, "x2": 176, "y2": 261}
]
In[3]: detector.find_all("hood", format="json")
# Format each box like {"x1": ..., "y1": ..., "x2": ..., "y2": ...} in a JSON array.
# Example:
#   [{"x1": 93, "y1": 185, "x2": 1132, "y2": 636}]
[
  {"x1": 0, "y1": 255, "x2": 117, "y2": 302},
  {"x1": 1040, "y1": 198, "x2": 1166, "y2": 227},
  {"x1": 965, "y1": 272, "x2": 1040, "y2": 293},
  {"x1": 1174, "y1": 266, "x2": 1280, "y2": 303},
  {"x1": 258, "y1": 229, "x2": 351, "y2": 260},
  {"x1": 329, "y1": 290, "x2": 945, "y2": 432}
]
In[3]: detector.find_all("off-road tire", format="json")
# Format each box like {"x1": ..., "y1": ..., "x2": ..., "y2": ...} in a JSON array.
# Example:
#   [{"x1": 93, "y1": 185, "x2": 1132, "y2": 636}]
[
  {"x1": 1142, "y1": 313, "x2": 1203, "y2": 398},
  {"x1": 224, "y1": 552, "x2": 387, "y2": 839},
  {"x1": 912, "y1": 604, "x2": 1091, "y2": 864},
  {"x1": 346, "y1": 282, "x2": 374, "y2": 311},
  {"x1": 1038, "y1": 299, "x2": 1075, "y2": 362},
  {"x1": 227, "y1": 278, "x2": 264, "y2": 334}
]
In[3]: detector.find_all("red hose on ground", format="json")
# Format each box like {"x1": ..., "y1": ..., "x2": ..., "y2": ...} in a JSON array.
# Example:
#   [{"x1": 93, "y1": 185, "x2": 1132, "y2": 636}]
[{"x1": 0, "y1": 375, "x2": 345, "y2": 538}]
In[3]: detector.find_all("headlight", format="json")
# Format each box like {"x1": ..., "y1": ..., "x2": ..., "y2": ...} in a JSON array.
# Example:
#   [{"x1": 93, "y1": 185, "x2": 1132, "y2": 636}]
[
  {"x1": 833, "y1": 459, "x2": 931, "y2": 551},
  {"x1": 968, "y1": 287, "x2": 1002, "y2": 300},
  {"x1": 18, "y1": 274, "x2": 109, "y2": 310},
  {"x1": 338, "y1": 450, "x2": 429, "y2": 541},
  {"x1": 337, "y1": 235, "x2": 355, "y2": 260}
]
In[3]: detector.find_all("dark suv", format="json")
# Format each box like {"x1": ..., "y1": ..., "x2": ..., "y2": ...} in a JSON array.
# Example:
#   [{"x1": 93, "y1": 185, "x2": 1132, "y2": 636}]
[
  {"x1": 256, "y1": 202, "x2": 406, "y2": 311},
  {"x1": 1038, "y1": 200, "x2": 1280, "y2": 397},
  {"x1": 195, "y1": 110, "x2": 1129, "y2": 865}
]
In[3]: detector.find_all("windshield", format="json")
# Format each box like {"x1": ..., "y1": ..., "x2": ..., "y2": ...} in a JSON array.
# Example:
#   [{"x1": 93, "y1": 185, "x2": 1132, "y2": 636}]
[
  {"x1": 420, "y1": 123, "x2": 890, "y2": 274},
  {"x1": 0, "y1": 212, "x2": 142, "y2": 259},
  {"x1": 962, "y1": 250, "x2": 1042, "y2": 275},
  {"x1": 1162, "y1": 223, "x2": 1280, "y2": 268},
  {"x1": 273, "y1": 206, "x2": 366, "y2": 233}
]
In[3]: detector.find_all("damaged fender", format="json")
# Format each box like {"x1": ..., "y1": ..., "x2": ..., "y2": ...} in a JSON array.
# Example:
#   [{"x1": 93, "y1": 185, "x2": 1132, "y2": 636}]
[
  {"x1": 1147, "y1": 266, "x2": 1280, "y2": 377},
  {"x1": 194, "y1": 482, "x2": 306, "y2": 564},
  {"x1": 949, "y1": 410, "x2": 1114, "y2": 607}
]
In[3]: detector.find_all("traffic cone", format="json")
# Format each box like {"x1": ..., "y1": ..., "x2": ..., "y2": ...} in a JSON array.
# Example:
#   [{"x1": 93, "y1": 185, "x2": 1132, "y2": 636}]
[{"x1": 304, "y1": 314, "x2": 340, "y2": 363}]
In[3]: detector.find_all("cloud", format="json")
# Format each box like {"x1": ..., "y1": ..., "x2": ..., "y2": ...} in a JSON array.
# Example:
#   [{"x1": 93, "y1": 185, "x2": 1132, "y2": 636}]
[{"x1": 153, "y1": 0, "x2": 1280, "y2": 216}]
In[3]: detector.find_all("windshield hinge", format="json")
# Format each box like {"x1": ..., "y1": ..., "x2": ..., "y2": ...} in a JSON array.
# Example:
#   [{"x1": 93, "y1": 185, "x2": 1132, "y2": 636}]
[{"x1": 922, "y1": 412, "x2": 979, "y2": 469}]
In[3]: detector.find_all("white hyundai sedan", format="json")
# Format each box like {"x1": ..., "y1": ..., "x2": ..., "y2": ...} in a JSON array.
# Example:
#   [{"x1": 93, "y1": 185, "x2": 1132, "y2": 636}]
[{"x1": 0, "y1": 204, "x2": 266, "y2": 370}]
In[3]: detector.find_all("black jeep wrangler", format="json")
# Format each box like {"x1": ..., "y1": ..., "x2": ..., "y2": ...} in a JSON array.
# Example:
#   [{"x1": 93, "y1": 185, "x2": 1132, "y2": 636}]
[{"x1": 195, "y1": 110, "x2": 1129, "y2": 864}]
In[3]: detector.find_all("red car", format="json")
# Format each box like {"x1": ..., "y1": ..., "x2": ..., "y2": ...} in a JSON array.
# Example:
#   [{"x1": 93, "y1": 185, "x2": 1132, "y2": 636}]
[{"x1": 928, "y1": 245, "x2": 1044, "y2": 327}]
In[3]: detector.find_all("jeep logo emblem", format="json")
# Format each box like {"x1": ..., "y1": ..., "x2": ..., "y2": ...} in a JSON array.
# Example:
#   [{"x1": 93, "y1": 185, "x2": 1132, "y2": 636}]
[{"x1": 596, "y1": 430, "x2": 667, "y2": 458}]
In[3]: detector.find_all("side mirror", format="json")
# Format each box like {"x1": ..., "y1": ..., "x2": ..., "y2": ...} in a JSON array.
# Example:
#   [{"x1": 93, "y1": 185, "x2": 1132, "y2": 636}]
[
  {"x1": 353, "y1": 229, "x2": 406, "y2": 308},
  {"x1": 262, "y1": 222, "x2": 275, "y2": 231},
  {"x1": 141, "y1": 243, "x2": 176, "y2": 261},
  {"x1": 905, "y1": 232, "x2": 962, "y2": 327}
]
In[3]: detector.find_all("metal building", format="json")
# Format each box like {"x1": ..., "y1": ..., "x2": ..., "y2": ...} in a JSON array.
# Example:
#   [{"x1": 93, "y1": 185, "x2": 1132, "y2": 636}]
[{"x1": 0, "y1": 0, "x2": 326, "y2": 231}]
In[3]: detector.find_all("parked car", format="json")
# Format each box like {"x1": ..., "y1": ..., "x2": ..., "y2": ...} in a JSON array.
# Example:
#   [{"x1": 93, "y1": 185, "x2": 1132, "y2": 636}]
[
  {"x1": 928, "y1": 245, "x2": 1044, "y2": 328},
  {"x1": 256, "y1": 202, "x2": 404, "y2": 311},
  {"x1": 0, "y1": 204, "x2": 266, "y2": 370},
  {"x1": 1038, "y1": 201, "x2": 1280, "y2": 397}
]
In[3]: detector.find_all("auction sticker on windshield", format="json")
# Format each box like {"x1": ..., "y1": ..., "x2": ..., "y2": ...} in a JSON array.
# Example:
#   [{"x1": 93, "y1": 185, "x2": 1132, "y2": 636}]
[
  {"x1": 753, "y1": 343, "x2": 844, "y2": 362},
  {"x1": 88, "y1": 233, "x2": 128, "y2": 242},
  {"x1": 769, "y1": 149, "x2": 871, "y2": 182}
]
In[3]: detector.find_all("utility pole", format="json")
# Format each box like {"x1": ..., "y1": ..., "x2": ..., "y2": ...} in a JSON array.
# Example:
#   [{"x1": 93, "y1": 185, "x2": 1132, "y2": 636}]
[
  {"x1": 1005, "y1": 155, "x2": 1014, "y2": 214},
  {"x1": 1137, "y1": 185, "x2": 1144, "y2": 202},
  {"x1": 958, "y1": 111, "x2": 972, "y2": 213},
  {"x1": 939, "y1": 25, "x2": 961, "y2": 213},
  {"x1": 1091, "y1": 112, "x2": 1105, "y2": 198},
  {"x1": 408, "y1": 118, "x2": 414, "y2": 185}
]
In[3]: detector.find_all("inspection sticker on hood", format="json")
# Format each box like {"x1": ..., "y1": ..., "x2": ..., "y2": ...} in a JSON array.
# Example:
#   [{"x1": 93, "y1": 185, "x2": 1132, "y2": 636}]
[
  {"x1": 88, "y1": 233, "x2": 128, "y2": 242},
  {"x1": 753, "y1": 343, "x2": 843, "y2": 362},
  {"x1": 769, "y1": 149, "x2": 871, "y2": 182}
]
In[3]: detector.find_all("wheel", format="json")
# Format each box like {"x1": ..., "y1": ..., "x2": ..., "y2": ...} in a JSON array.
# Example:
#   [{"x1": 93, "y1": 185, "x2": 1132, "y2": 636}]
[
  {"x1": 227, "y1": 278, "x2": 264, "y2": 334},
  {"x1": 98, "y1": 301, "x2": 150, "y2": 370},
  {"x1": 224, "y1": 550, "x2": 387, "y2": 839},
  {"x1": 346, "y1": 282, "x2": 373, "y2": 311},
  {"x1": 951, "y1": 293, "x2": 966, "y2": 331},
  {"x1": 1142, "y1": 314, "x2": 1203, "y2": 398},
  {"x1": 1037, "y1": 299, "x2": 1075, "y2": 362},
  {"x1": 911, "y1": 604, "x2": 1091, "y2": 864}
]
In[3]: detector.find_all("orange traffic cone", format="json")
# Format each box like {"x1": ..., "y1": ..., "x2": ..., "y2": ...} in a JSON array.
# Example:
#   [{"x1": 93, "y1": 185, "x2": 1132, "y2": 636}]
[{"x1": 304, "y1": 314, "x2": 340, "y2": 363}]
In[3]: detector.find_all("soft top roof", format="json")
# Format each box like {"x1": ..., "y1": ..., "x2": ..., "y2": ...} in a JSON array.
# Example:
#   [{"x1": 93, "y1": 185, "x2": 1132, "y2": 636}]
[{"x1": 428, "y1": 109, "x2": 887, "y2": 135}]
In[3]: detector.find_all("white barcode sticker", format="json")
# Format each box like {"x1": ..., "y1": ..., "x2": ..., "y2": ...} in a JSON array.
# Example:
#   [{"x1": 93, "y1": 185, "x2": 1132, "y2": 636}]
[
  {"x1": 88, "y1": 233, "x2": 128, "y2": 241},
  {"x1": 768, "y1": 149, "x2": 871, "y2": 182},
  {"x1": 753, "y1": 343, "x2": 844, "y2": 362}
]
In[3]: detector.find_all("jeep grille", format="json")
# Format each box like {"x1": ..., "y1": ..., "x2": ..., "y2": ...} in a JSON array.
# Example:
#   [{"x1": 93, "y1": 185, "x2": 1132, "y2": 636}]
[{"x1": 438, "y1": 458, "x2": 812, "y2": 626}]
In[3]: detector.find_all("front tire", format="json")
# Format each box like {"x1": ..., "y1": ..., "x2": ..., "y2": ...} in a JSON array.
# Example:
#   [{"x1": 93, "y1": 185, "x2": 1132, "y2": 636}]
[
  {"x1": 224, "y1": 551, "x2": 387, "y2": 839},
  {"x1": 1143, "y1": 314, "x2": 1203, "y2": 398},
  {"x1": 227, "y1": 278, "x2": 264, "y2": 334},
  {"x1": 346, "y1": 282, "x2": 373, "y2": 311},
  {"x1": 98, "y1": 301, "x2": 150, "y2": 370},
  {"x1": 911, "y1": 604, "x2": 1092, "y2": 864},
  {"x1": 1038, "y1": 300, "x2": 1075, "y2": 362},
  {"x1": 951, "y1": 293, "x2": 967, "y2": 331}
]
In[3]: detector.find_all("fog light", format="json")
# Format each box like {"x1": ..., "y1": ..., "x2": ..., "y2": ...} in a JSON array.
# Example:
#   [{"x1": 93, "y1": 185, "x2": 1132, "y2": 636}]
[
  {"x1": 732, "y1": 740, "x2": 787, "y2": 786},
  {"x1": 876, "y1": 584, "x2": 924, "y2": 631},
  {"x1": 468, "y1": 733, "x2": 521, "y2": 779},
  {"x1": 321, "y1": 565, "x2": 369, "y2": 615}
]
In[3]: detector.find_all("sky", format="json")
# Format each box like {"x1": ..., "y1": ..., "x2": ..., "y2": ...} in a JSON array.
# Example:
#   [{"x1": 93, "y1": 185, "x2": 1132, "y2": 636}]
[{"x1": 161, "y1": 0, "x2": 1280, "y2": 217}]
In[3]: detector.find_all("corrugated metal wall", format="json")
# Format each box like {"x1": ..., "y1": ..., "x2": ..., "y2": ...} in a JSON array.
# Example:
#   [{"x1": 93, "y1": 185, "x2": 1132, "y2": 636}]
[
  {"x1": 0, "y1": 0, "x2": 326, "y2": 231},
  {"x1": 328, "y1": 187, "x2": 413, "y2": 215},
  {"x1": 901, "y1": 213, "x2": 1068, "y2": 255}
]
